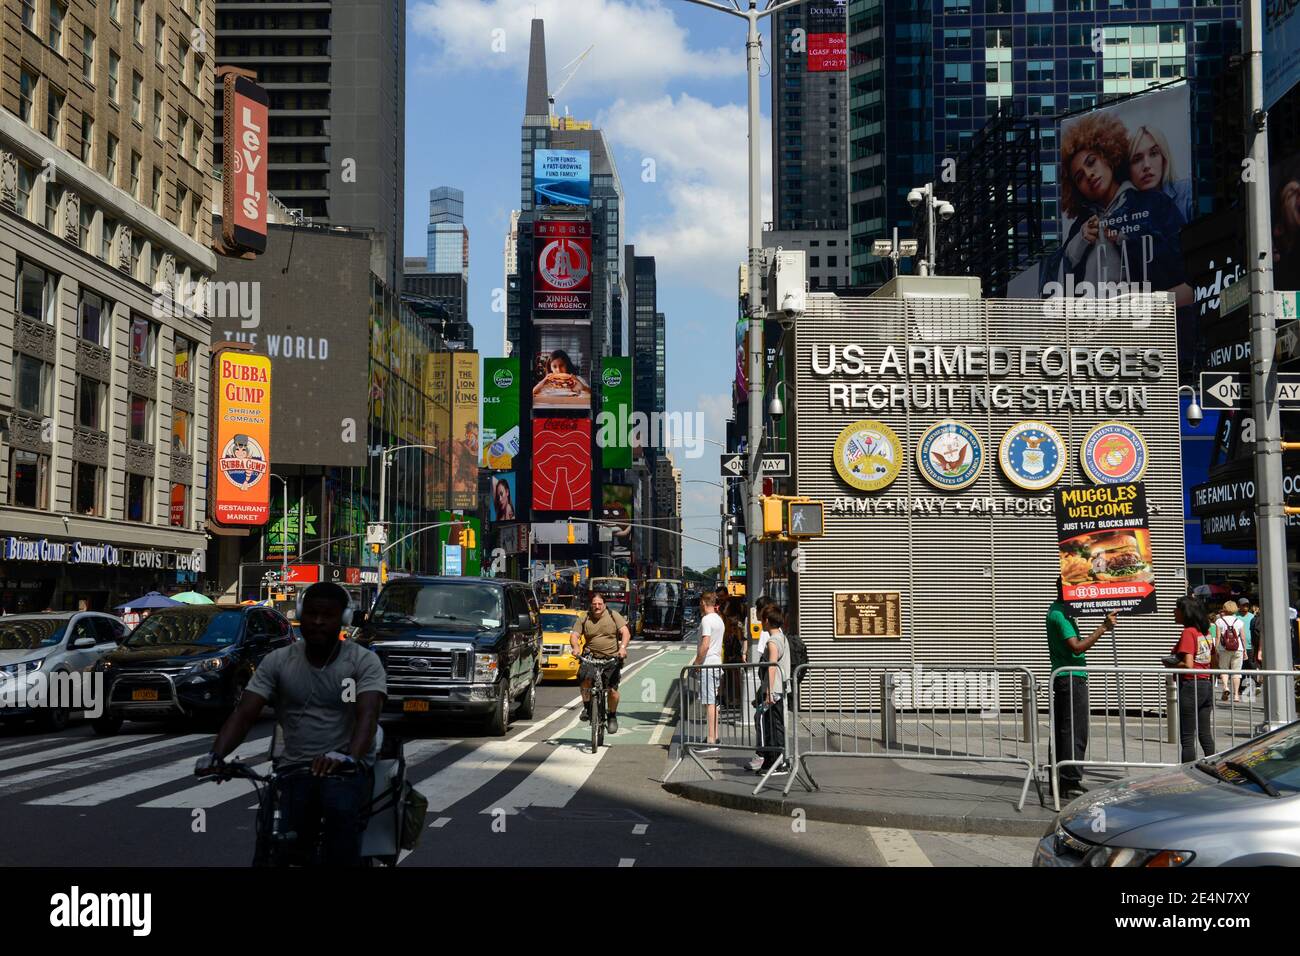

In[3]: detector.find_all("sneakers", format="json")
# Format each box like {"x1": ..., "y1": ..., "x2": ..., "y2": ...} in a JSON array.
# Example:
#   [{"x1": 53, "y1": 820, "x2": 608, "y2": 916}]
[
  {"x1": 579, "y1": 702, "x2": 591, "y2": 722},
  {"x1": 747, "y1": 756, "x2": 765, "y2": 773},
  {"x1": 606, "y1": 714, "x2": 619, "y2": 734},
  {"x1": 694, "y1": 743, "x2": 719, "y2": 754},
  {"x1": 769, "y1": 761, "x2": 791, "y2": 777}
]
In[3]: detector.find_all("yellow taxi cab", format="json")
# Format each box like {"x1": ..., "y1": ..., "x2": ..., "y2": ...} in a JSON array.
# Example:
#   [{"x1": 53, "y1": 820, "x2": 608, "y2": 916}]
[{"x1": 539, "y1": 605, "x2": 585, "y2": 681}]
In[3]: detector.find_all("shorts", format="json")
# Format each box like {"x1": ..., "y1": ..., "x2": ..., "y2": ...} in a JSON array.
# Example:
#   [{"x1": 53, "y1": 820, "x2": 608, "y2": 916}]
[
  {"x1": 698, "y1": 663, "x2": 723, "y2": 705},
  {"x1": 1218, "y1": 648, "x2": 1244, "y2": 671},
  {"x1": 578, "y1": 655, "x2": 622, "y2": 689}
]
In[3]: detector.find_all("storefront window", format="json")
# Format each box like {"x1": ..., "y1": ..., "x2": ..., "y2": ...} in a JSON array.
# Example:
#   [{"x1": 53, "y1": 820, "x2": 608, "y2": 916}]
[
  {"x1": 74, "y1": 461, "x2": 105, "y2": 516},
  {"x1": 15, "y1": 353, "x2": 52, "y2": 416},
  {"x1": 76, "y1": 376, "x2": 106, "y2": 430},
  {"x1": 171, "y1": 409, "x2": 190, "y2": 453},
  {"x1": 129, "y1": 314, "x2": 156, "y2": 366},
  {"x1": 79, "y1": 289, "x2": 110, "y2": 346},
  {"x1": 126, "y1": 473, "x2": 151, "y2": 522},
  {"x1": 8, "y1": 450, "x2": 49, "y2": 509},
  {"x1": 174, "y1": 335, "x2": 195, "y2": 382},
  {"x1": 169, "y1": 482, "x2": 188, "y2": 527},
  {"x1": 129, "y1": 394, "x2": 154, "y2": 442}
]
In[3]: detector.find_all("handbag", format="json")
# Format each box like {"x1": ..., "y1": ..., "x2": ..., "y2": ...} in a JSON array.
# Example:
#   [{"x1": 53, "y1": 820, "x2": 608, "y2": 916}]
[
  {"x1": 399, "y1": 781, "x2": 429, "y2": 850},
  {"x1": 1160, "y1": 653, "x2": 1181, "y2": 668}
]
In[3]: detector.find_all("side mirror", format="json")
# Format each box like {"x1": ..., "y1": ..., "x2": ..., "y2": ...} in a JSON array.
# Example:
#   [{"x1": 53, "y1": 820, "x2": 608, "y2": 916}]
[
  {"x1": 70, "y1": 636, "x2": 97, "y2": 650},
  {"x1": 351, "y1": 609, "x2": 367, "y2": 628},
  {"x1": 516, "y1": 613, "x2": 533, "y2": 631}
]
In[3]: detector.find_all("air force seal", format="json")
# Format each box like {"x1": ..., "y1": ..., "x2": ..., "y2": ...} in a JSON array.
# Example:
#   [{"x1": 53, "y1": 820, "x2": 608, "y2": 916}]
[{"x1": 998, "y1": 421, "x2": 1066, "y2": 491}]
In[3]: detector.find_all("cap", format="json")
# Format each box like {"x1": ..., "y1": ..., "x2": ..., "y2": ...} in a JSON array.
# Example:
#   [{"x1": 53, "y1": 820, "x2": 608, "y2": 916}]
[{"x1": 1237, "y1": 598, "x2": 1251, "y2": 608}]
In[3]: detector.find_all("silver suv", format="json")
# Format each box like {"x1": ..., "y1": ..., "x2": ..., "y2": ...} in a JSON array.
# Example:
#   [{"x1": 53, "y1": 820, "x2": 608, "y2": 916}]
[{"x1": 0, "y1": 612, "x2": 127, "y2": 731}]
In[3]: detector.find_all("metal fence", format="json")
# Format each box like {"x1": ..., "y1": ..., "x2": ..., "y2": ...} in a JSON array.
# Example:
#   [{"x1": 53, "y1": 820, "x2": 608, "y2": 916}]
[
  {"x1": 783, "y1": 663, "x2": 1042, "y2": 810},
  {"x1": 1048, "y1": 665, "x2": 1300, "y2": 810}
]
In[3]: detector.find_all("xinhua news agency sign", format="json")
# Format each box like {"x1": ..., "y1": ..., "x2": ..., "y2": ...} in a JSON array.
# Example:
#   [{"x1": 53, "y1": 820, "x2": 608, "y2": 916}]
[{"x1": 212, "y1": 351, "x2": 272, "y2": 526}]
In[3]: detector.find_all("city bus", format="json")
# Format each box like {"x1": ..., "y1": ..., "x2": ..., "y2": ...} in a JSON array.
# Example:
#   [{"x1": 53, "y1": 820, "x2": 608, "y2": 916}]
[
  {"x1": 589, "y1": 576, "x2": 635, "y2": 628},
  {"x1": 640, "y1": 578, "x2": 685, "y2": 640}
]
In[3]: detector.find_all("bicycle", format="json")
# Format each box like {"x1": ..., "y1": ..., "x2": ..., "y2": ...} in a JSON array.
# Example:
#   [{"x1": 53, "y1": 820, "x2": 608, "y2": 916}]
[{"x1": 579, "y1": 653, "x2": 619, "y2": 753}]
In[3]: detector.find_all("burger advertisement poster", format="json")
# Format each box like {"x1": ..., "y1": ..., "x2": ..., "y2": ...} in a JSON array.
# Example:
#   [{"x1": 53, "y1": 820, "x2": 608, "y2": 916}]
[
  {"x1": 213, "y1": 351, "x2": 272, "y2": 526},
  {"x1": 1054, "y1": 482, "x2": 1156, "y2": 615}
]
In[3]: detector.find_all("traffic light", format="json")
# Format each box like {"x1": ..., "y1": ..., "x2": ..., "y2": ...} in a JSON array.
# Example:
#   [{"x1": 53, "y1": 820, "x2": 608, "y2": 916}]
[
  {"x1": 465, "y1": 528, "x2": 476, "y2": 550},
  {"x1": 759, "y1": 495, "x2": 825, "y2": 541},
  {"x1": 370, "y1": 543, "x2": 381, "y2": 555},
  {"x1": 762, "y1": 496, "x2": 785, "y2": 536},
  {"x1": 379, "y1": 561, "x2": 388, "y2": 584},
  {"x1": 566, "y1": 521, "x2": 576, "y2": 544}
]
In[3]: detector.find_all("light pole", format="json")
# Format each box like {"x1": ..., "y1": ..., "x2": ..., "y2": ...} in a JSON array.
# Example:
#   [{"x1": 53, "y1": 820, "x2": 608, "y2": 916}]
[
  {"x1": 680, "y1": 0, "x2": 812, "y2": 606},
  {"x1": 376, "y1": 443, "x2": 446, "y2": 565},
  {"x1": 267, "y1": 474, "x2": 290, "y2": 595},
  {"x1": 907, "y1": 183, "x2": 955, "y2": 276},
  {"x1": 1242, "y1": 0, "x2": 1295, "y2": 728}
]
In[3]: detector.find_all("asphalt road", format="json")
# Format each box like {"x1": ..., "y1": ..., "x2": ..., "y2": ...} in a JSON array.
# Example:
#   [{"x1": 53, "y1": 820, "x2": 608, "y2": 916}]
[{"x1": 0, "y1": 641, "x2": 1037, "y2": 867}]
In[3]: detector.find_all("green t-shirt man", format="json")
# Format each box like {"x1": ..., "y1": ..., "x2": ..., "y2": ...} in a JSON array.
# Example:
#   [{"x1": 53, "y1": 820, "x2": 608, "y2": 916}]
[{"x1": 1047, "y1": 600, "x2": 1087, "y2": 677}]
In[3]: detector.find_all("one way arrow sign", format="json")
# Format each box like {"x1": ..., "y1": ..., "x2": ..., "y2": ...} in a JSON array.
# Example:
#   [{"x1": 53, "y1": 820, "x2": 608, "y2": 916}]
[
  {"x1": 1201, "y1": 372, "x2": 1243, "y2": 410},
  {"x1": 720, "y1": 454, "x2": 747, "y2": 478},
  {"x1": 758, "y1": 453, "x2": 791, "y2": 477}
]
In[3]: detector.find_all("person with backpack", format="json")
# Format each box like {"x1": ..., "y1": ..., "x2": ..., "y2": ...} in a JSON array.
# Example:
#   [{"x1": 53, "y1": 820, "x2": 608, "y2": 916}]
[
  {"x1": 751, "y1": 608, "x2": 791, "y2": 776},
  {"x1": 1211, "y1": 599, "x2": 1245, "y2": 703}
]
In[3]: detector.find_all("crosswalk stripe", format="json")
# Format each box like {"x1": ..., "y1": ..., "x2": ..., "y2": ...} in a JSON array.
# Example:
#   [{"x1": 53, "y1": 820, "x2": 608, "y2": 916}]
[
  {"x1": 867, "y1": 827, "x2": 933, "y2": 867},
  {"x1": 0, "y1": 733, "x2": 162, "y2": 773},
  {"x1": 482, "y1": 741, "x2": 611, "y2": 815},
  {"x1": 412, "y1": 738, "x2": 542, "y2": 813},
  {"x1": 28, "y1": 736, "x2": 269, "y2": 807},
  {"x1": 139, "y1": 757, "x2": 271, "y2": 809},
  {"x1": 0, "y1": 733, "x2": 209, "y2": 799}
]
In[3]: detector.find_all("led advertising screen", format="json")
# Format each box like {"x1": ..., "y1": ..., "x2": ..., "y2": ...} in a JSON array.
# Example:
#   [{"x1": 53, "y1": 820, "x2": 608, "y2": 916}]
[
  {"x1": 451, "y1": 352, "x2": 480, "y2": 511},
  {"x1": 533, "y1": 149, "x2": 591, "y2": 207},
  {"x1": 601, "y1": 484, "x2": 634, "y2": 541},
  {"x1": 1033, "y1": 84, "x2": 1194, "y2": 304},
  {"x1": 482, "y1": 357, "x2": 521, "y2": 469},
  {"x1": 489, "y1": 473, "x2": 518, "y2": 522},
  {"x1": 534, "y1": 220, "x2": 592, "y2": 312},
  {"x1": 1266, "y1": 0, "x2": 1300, "y2": 109},
  {"x1": 212, "y1": 350, "x2": 272, "y2": 526},
  {"x1": 599, "y1": 357, "x2": 632, "y2": 468},
  {"x1": 807, "y1": 1, "x2": 847, "y2": 72},
  {"x1": 532, "y1": 326, "x2": 593, "y2": 412},
  {"x1": 532, "y1": 418, "x2": 592, "y2": 512}
]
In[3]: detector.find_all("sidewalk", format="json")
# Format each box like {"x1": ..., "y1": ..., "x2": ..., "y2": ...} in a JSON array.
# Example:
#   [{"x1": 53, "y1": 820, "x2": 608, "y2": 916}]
[{"x1": 661, "y1": 697, "x2": 1267, "y2": 837}]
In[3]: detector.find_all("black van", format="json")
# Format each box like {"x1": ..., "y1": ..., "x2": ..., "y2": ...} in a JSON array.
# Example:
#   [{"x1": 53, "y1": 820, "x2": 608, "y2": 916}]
[{"x1": 354, "y1": 577, "x2": 543, "y2": 736}]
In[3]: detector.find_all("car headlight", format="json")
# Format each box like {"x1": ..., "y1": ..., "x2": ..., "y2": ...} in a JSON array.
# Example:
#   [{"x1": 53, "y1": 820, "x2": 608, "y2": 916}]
[
  {"x1": 474, "y1": 653, "x2": 499, "y2": 682},
  {"x1": 0, "y1": 658, "x2": 45, "y2": 677},
  {"x1": 93, "y1": 659, "x2": 114, "y2": 672},
  {"x1": 1083, "y1": 846, "x2": 1195, "y2": 867},
  {"x1": 189, "y1": 657, "x2": 227, "y2": 675}
]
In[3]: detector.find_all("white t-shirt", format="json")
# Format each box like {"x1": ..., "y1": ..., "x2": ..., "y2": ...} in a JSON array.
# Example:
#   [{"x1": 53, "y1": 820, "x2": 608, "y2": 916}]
[{"x1": 700, "y1": 611, "x2": 726, "y2": 664}]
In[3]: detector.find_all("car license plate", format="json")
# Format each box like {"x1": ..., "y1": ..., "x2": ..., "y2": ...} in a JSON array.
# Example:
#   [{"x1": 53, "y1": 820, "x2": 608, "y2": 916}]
[
  {"x1": 132, "y1": 689, "x2": 159, "y2": 701},
  {"x1": 403, "y1": 700, "x2": 430, "y2": 713}
]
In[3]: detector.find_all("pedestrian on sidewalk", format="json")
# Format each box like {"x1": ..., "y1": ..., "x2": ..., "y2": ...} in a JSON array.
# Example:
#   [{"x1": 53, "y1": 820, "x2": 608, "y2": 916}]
[
  {"x1": 691, "y1": 592, "x2": 727, "y2": 753},
  {"x1": 752, "y1": 607, "x2": 791, "y2": 775},
  {"x1": 1171, "y1": 595, "x2": 1216, "y2": 762},
  {"x1": 1210, "y1": 599, "x2": 1245, "y2": 703},
  {"x1": 1046, "y1": 579, "x2": 1117, "y2": 799},
  {"x1": 747, "y1": 598, "x2": 779, "y2": 772},
  {"x1": 721, "y1": 594, "x2": 745, "y2": 707}
]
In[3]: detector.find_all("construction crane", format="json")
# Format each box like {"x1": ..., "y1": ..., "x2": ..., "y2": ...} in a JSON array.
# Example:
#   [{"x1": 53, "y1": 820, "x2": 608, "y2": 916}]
[{"x1": 548, "y1": 44, "x2": 595, "y2": 122}]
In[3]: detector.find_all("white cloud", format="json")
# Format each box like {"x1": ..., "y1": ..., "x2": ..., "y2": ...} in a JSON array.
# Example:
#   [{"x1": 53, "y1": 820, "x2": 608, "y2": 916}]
[
  {"x1": 601, "y1": 94, "x2": 770, "y2": 298},
  {"x1": 410, "y1": 0, "x2": 738, "y2": 96},
  {"x1": 695, "y1": 391, "x2": 733, "y2": 449}
]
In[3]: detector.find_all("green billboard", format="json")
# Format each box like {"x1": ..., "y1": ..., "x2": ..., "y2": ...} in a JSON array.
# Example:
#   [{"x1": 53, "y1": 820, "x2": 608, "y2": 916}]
[
  {"x1": 600, "y1": 356, "x2": 632, "y2": 468},
  {"x1": 481, "y1": 357, "x2": 520, "y2": 470}
]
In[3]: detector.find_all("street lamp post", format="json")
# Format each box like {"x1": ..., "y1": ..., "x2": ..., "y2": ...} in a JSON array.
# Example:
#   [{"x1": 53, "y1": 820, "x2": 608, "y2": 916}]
[
  {"x1": 681, "y1": 0, "x2": 811, "y2": 606},
  {"x1": 267, "y1": 474, "x2": 290, "y2": 595}
]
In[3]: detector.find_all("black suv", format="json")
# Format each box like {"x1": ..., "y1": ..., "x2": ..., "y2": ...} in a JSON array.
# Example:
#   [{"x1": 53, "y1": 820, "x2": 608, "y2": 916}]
[
  {"x1": 355, "y1": 577, "x2": 542, "y2": 736},
  {"x1": 92, "y1": 605, "x2": 294, "y2": 734}
]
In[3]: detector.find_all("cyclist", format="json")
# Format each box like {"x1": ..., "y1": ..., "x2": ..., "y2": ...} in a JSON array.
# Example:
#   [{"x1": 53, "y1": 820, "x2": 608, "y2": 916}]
[
  {"x1": 195, "y1": 581, "x2": 387, "y2": 866},
  {"x1": 571, "y1": 593, "x2": 631, "y2": 734}
]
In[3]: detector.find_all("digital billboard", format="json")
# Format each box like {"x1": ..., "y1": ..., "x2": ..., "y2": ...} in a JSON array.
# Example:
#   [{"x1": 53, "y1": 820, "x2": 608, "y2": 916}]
[
  {"x1": 489, "y1": 473, "x2": 517, "y2": 522},
  {"x1": 451, "y1": 352, "x2": 480, "y2": 511},
  {"x1": 599, "y1": 357, "x2": 632, "y2": 468},
  {"x1": 1266, "y1": 0, "x2": 1300, "y2": 109},
  {"x1": 534, "y1": 220, "x2": 592, "y2": 312},
  {"x1": 807, "y1": 1, "x2": 846, "y2": 72},
  {"x1": 1031, "y1": 84, "x2": 1194, "y2": 303},
  {"x1": 482, "y1": 357, "x2": 520, "y2": 469},
  {"x1": 601, "y1": 484, "x2": 634, "y2": 541},
  {"x1": 532, "y1": 418, "x2": 592, "y2": 512},
  {"x1": 533, "y1": 149, "x2": 591, "y2": 207},
  {"x1": 212, "y1": 350, "x2": 271, "y2": 526},
  {"x1": 532, "y1": 326, "x2": 593, "y2": 412}
]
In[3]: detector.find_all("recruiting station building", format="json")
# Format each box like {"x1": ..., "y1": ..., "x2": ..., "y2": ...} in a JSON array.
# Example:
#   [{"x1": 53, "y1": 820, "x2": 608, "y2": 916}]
[{"x1": 788, "y1": 279, "x2": 1185, "y2": 706}]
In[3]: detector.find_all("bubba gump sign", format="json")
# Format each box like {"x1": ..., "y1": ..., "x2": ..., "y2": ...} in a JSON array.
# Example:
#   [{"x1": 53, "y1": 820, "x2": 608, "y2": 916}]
[{"x1": 212, "y1": 351, "x2": 272, "y2": 526}]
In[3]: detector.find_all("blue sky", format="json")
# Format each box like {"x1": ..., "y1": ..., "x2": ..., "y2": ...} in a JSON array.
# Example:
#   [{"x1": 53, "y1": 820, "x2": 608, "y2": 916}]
[{"x1": 405, "y1": 0, "x2": 777, "y2": 570}]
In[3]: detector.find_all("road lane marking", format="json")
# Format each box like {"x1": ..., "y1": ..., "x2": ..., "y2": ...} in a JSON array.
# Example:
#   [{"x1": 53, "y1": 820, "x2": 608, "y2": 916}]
[
  {"x1": 618, "y1": 858, "x2": 635, "y2": 867},
  {"x1": 632, "y1": 824, "x2": 648, "y2": 835},
  {"x1": 430, "y1": 816, "x2": 452, "y2": 828},
  {"x1": 481, "y1": 741, "x2": 611, "y2": 815},
  {"x1": 28, "y1": 737, "x2": 269, "y2": 806},
  {"x1": 866, "y1": 827, "x2": 933, "y2": 867},
  {"x1": 0, "y1": 733, "x2": 209, "y2": 798},
  {"x1": 0, "y1": 733, "x2": 162, "y2": 773}
]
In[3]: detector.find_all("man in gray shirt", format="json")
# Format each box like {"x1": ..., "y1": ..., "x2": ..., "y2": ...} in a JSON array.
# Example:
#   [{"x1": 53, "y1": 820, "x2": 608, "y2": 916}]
[{"x1": 197, "y1": 581, "x2": 386, "y2": 866}]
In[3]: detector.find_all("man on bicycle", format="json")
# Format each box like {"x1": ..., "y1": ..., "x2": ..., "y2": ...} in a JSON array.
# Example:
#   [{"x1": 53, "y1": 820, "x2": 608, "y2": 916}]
[
  {"x1": 571, "y1": 593, "x2": 631, "y2": 734},
  {"x1": 196, "y1": 581, "x2": 386, "y2": 866}
]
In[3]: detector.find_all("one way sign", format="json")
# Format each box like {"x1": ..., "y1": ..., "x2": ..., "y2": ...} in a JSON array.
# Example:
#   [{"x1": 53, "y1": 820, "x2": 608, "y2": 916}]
[
  {"x1": 720, "y1": 454, "x2": 747, "y2": 478},
  {"x1": 758, "y1": 453, "x2": 791, "y2": 477},
  {"x1": 1201, "y1": 372, "x2": 1243, "y2": 410}
]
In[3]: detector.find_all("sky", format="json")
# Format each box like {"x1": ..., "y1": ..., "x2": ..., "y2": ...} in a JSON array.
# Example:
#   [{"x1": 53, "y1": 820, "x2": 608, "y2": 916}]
[{"x1": 405, "y1": 0, "x2": 777, "y2": 571}]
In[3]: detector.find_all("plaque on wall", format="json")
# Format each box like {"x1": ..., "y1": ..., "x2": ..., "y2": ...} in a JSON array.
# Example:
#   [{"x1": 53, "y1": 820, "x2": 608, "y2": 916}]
[{"x1": 833, "y1": 591, "x2": 902, "y2": 639}]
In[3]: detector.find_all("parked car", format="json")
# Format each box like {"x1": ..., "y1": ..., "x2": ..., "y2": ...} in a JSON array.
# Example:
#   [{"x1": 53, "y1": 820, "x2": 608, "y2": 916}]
[
  {"x1": 539, "y1": 606, "x2": 585, "y2": 682},
  {"x1": 1035, "y1": 719, "x2": 1300, "y2": 867},
  {"x1": 0, "y1": 612, "x2": 127, "y2": 731},
  {"x1": 355, "y1": 576, "x2": 542, "y2": 736},
  {"x1": 91, "y1": 605, "x2": 294, "y2": 735}
]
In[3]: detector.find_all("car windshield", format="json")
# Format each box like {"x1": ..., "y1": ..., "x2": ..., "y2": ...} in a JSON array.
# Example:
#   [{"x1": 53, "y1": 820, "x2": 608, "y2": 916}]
[
  {"x1": 125, "y1": 610, "x2": 244, "y2": 648},
  {"x1": 540, "y1": 611, "x2": 580, "y2": 633},
  {"x1": 604, "y1": 601, "x2": 627, "y2": 618},
  {"x1": 0, "y1": 618, "x2": 70, "y2": 650},
  {"x1": 1204, "y1": 721, "x2": 1300, "y2": 795},
  {"x1": 371, "y1": 583, "x2": 504, "y2": 629},
  {"x1": 646, "y1": 582, "x2": 682, "y2": 604}
]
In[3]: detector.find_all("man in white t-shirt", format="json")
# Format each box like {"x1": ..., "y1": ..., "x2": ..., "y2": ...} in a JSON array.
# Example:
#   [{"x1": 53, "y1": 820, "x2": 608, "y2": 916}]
[{"x1": 692, "y1": 592, "x2": 727, "y2": 752}]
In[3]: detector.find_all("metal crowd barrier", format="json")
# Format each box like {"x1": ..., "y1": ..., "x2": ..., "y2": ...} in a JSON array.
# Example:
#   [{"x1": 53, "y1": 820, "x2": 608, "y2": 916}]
[
  {"x1": 1048, "y1": 665, "x2": 1300, "y2": 810},
  {"x1": 783, "y1": 663, "x2": 1042, "y2": 810}
]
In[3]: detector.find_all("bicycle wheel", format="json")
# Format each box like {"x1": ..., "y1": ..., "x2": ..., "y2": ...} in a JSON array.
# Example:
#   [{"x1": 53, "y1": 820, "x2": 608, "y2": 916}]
[
  {"x1": 590, "y1": 678, "x2": 601, "y2": 753},
  {"x1": 596, "y1": 678, "x2": 606, "y2": 748}
]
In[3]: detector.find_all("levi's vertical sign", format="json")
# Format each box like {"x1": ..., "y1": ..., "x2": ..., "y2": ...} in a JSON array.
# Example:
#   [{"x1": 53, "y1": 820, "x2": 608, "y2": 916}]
[
  {"x1": 220, "y1": 70, "x2": 269, "y2": 254},
  {"x1": 1054, "y1": 482, "x2": 1156, "y2": 615},
  {"x1": 213, "y1": 352, "x2": 272, "y2": 526}
]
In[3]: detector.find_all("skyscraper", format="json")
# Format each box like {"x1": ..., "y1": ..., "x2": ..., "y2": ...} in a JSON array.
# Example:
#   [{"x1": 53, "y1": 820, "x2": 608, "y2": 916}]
[
  {"x1": 214, "y1": 0, "x2": 406, "y2": 288},
  {"x1": 427, "y1": 186, "x2": 468, "y2": 277},
  {"x1": 624, "y1": 246, "x2": 665, "y2": 444}
]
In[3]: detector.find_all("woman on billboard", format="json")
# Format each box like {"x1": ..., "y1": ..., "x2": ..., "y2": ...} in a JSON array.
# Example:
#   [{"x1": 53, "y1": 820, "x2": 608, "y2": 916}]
[
  {"x1": 1055, "y1": 112, "x2": 1192, "y2": 306},
  {"x1": 1274, "y1": 155, "x2": 1300, "y2": 292},
  {"x1": 1127, "y1": 123, "x2": 1194, "y2": 224},
  {"x1": 492, "y1": 477, "x2": 516, "y2": 521},
  {"x1": 532, "y1": 349, "x2": 591, "y2": 401}
]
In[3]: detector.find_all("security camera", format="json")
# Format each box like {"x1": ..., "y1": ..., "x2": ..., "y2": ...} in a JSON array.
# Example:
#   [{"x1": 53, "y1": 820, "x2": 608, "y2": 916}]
[
  {"x1": 1185, "y1": 400, "x2": 1203, "y2": 428},
  {"x1": 907, "y1": 189, "x2": 923, "y2": 209},
  {"x1": 938, "y1": 201, "x2": 955, "y2": 221}
]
